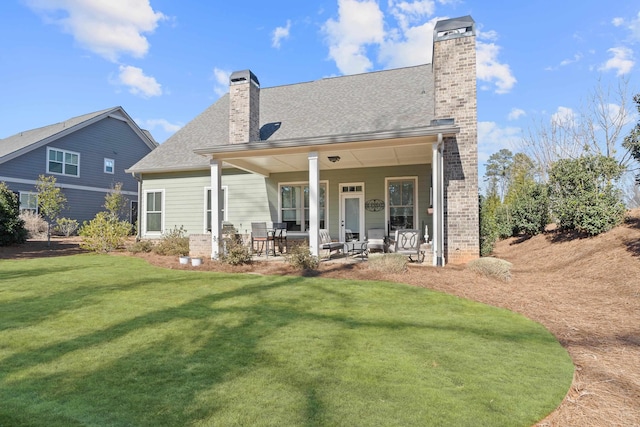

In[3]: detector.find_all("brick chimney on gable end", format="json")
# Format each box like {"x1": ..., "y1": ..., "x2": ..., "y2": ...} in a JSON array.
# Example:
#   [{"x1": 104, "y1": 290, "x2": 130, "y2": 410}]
[
  {"x1": 229, "y1": 70, "x2": 260, "y2": 144},
  {"x1": 432, "y1": 15, "x2": 479, "y2": 264}
]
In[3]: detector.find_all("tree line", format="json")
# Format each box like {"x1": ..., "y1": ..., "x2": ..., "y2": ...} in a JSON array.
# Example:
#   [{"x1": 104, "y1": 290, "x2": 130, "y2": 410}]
[{"x1": 480, "y1": 86, "x2": 640, "y2": 256}]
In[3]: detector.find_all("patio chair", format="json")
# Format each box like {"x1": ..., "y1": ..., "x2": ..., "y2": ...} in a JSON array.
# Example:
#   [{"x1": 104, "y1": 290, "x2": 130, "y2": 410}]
[
  {"x1": 393, "y1": 229, "x2": 424, "y2": 262},
  {"x1": 251, "y1": 222, "x2": 275, "y2": 257},
  {"x1": 367, "y1": 228, "x2": 388, "y2": 253},
  {"x1": 319, "y1": 229, "x2": 344, "y2": 259},
  {"x1": 272, "y1": 222, "x2": 288, "y2": 254}
]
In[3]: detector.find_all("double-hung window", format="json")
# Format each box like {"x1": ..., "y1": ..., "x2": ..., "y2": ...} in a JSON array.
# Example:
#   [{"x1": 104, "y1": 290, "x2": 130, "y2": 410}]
[
  {"x1": 19, "y1": 192, "x2": 38, "y2": 214},
  {"x1": 104, "y1": 158, "x2": 115, "y2": 174},
  {"x1": 387, "y1": 178, "x2": 417, "y2": 231},
  {"x1": 47, "y1": 147, "x2": 79, "y2": 177},
  {"x1": 280, "y1": 182, "x2": 327, "y2": 231},
  {"x1": 145, "y1": 190, "x2": 163, "y2": 234}
]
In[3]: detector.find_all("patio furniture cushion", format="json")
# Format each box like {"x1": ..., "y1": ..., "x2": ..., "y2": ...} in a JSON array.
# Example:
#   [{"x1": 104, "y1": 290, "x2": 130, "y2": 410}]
[
  {"x1": 319, "y1": 229, "x2": 344, "y2": 259},
  {"x1": 367, "y1": 228, "x2": 388, "y2": 253}
]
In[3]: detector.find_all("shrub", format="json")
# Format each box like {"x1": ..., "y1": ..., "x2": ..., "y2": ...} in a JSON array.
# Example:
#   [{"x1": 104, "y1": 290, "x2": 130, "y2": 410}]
[
  {"x1": 20, "y1": 211, "x2": 48, "y2": 238},
  {"x1": 367, "y1": 253, "x2": 407, "y2": 274},
  {"x1": 286, "y1": 242, "x2": 319, "y2": 270},
  {"x1": 0, "y1": 182, "x2": 28, "y2": 246},
  {"x1": 467, "y1": 257, "x2": 512, "y2": 282},
  {"x1": 219, "y1": 238, "x2": 252, "y2": 265},
  {"x1": 479, "y1": 195, "x2": 499, "y2": 256},
  {"x1": 153, "y1": 226, "x2": 189, "y2": 256},
  {"x1": 55, "y1": 217, "x2": 79, "y2": 237},
  {"x1": 495, "y1": 204, "x2": 514, "y2": 238},
  {"x1": 510, "y1": 181, "x2": 549, "y2": 236},
  {"x1": 549, "y1": 155, "x2": 626, "y2": 235},
  {"x1": 127, "y1": 239, "x2": 155, "y2": 253},
  {"x1": 79, "y1": 212, "x2": 131, "y2": 253}
]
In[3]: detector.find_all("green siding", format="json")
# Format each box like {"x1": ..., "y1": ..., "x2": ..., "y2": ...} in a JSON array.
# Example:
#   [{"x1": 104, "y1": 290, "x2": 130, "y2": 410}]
[
  {"x1": 140, "y1": 164, "x2": 432, "y2": 240},
  {"x1": 140, "y1": 169, "x2": 272, "y2": 238}
]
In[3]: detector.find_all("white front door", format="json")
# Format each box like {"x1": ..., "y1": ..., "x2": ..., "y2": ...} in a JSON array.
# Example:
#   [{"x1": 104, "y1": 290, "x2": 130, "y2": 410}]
[{"x1": 339, "y1": 183, "x2": 364, "y2": 242}]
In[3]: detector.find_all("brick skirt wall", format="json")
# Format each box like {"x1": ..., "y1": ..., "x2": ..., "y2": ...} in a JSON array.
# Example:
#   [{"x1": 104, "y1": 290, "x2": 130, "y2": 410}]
[{"x1": 189, "y1": 234, "x2": 210, "y2": 258}]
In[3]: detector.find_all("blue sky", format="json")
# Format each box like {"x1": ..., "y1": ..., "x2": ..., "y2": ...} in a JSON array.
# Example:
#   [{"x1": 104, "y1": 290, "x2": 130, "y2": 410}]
[{"x1": 1, "y1": 0, "x2": 638, "y2": 179}]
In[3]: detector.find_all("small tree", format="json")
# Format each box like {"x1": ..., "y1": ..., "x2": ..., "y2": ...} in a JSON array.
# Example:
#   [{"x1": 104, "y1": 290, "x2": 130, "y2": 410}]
[
  {"x1": 484, "y1": 149, "x2": 514, "y2": 202},
  {"x1": 0, "y1": 182, "x2": 28, "y2": 246},
  {"x1": 35, "y1": 175, "x2": 66, "y2": 246},
  {"x1": 104, "y1": 182, "x2": 128, "y2": 221},
  {"x1": 548, "y1": 155, "x2": 626, "y2": 235}
]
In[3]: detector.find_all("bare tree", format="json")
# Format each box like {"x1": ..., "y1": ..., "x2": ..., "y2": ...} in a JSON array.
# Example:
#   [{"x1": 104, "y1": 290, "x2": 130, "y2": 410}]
[{"x1": 519, "y1": 77, "x2": 635, "y2": 181}]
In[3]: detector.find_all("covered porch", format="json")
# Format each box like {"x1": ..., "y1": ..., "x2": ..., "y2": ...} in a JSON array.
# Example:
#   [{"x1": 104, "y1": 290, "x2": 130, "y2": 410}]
[{"x1": 196, "y1": 123, "x2": 457, "y2": 266}]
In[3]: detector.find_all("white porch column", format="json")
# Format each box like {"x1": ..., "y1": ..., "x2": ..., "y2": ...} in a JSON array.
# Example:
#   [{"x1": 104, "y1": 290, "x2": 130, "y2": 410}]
[
  {"x1": 210, "y1": 159, "x2": 222, "y2": 259},
  {"x1": 308, "y1": 151, "x2": 319, "y2": 256}
]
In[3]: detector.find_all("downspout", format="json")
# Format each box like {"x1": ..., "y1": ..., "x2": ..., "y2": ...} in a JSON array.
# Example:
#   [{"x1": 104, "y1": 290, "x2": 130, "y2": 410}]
[
  {"x1": 438, "y1": 136, "x2": 445, "y2": 266},
  {"x1": 432, "y1": 134, "x2": 445, "y2": 266},
  {"x1": 131, "y1": 172, "x2": 142, "y2": 240}
]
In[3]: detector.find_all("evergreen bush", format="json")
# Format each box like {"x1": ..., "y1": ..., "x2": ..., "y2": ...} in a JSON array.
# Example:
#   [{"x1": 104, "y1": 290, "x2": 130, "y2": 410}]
[{"x1": 0, "y1": 182, "x2": 27, "y2": 246}]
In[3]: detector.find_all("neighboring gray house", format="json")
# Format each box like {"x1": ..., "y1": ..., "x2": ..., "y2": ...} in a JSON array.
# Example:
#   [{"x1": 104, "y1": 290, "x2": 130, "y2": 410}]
[
  {"x1": 128, "y1": 16, "x2": 479, "y2": 265},
  {"x1": 0, "y1": 106, "x2": 157, "y2": 225}
]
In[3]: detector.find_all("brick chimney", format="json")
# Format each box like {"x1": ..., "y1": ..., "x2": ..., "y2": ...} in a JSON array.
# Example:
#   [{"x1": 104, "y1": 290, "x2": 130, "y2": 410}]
[
  {"x1": 229, "y1": 70, "x2": 260, "y2": 144},
  {"x1": 433, "y1": 16, "x2": 479, "y2": 264}
]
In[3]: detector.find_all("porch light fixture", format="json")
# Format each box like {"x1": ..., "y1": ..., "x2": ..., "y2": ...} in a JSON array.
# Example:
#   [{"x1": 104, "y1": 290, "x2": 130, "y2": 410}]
[{"x1": 328, "y1": 155, "x2": 340, "y2": 163}]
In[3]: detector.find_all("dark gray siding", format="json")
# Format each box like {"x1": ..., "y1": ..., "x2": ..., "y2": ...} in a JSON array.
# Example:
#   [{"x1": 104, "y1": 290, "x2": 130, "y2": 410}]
[{"x1": 0, "y1": 117, "x2": 153, "y2": 223}]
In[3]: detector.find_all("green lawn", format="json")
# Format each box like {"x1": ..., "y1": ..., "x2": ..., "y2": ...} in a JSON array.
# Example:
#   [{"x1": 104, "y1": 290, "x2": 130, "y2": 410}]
[{"x1": 0, "y1": 254, "x2": 573, "y2": 426}]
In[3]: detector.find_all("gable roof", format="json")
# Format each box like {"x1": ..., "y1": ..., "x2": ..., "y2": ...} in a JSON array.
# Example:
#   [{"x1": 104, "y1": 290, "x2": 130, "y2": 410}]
[
  {"x1": 128, "y1": 64, "x2": 436, "y2": 173},
  {"x1": 0, "y1": 106, "x2": 158, "y2": 165}
]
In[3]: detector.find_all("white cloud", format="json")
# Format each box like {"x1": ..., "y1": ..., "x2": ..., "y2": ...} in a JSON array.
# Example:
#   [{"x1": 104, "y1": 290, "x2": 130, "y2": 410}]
[
  {"x1": 508, "y1": 108, "x2": 525, "y2": 121},
  {"x1": 551, "y1": 106, "x2": 576, "y2": 126},
  {"x1": 611, "y1": 12, "x2": 640, "y2": 42},
  {"x1": 141, "y1": 118, "x2": 183, "y2": 134},
  {"x1": 322, "y1": 0, "x2": 385, "y2": 74},
  {"x1": 560, "y1": 52, "x2": 583, "y2": 66},
  {"x1": 477, "y1": 121, "x2": 521, "y2": 165},
  {"x1": 388, "y1": 0, "x2": 435, "y2": 31},
  {"x1": 379, "y1": 18, "x2": 436, "y2": 68},
  {"x1": 322, "y1": 2, "x2": 516, "y2": 94},
  {"x1": 625, "y1": 12, "x2": 640, "y2": 42},
  {"x1": 272, "y1": 20, "x2": 292, "y2": 48},
  {"x1": 117, "y1": 65, "x2": 162, "y2": 98},
  {"x1": 599, "y1": 46, "x2": 634, "y2": 76},
  {"x1": 476, "y1": 41, "x2": 516, "y2": 94},
  {"x1": 25, "y1": 0, "x2": 166, "y2": 62},
  {"x1": 212, "y1": 67, "x2": 231, "y2": 97}
]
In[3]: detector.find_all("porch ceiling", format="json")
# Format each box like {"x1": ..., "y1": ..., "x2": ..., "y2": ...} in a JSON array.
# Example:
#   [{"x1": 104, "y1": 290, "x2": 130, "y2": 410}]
[{"x1": 213, "y1": 135, "x2": 437, "y2": 176}]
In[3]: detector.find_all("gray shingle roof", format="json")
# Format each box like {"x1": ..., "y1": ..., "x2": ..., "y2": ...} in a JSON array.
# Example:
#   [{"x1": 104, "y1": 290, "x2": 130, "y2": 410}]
[
  {"x1": 129, "y1": 64, "x2": 434, "y2": 173},
  {"x1": 0, "y1": 107, "x2": 157, "y2": 163}
]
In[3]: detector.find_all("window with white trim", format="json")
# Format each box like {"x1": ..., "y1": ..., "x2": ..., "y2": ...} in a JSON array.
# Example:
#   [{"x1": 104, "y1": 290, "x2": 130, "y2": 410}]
[
  {"x1": 104, "y1": 158, "x2": 114, "y2": 174},
  {"x1": 387, "y1": 178, "x2": 417, "y2": 231},
  {"x1": 279, "y1": 182, "x2": 327, "y2": 231},
  {"x1": 19, "y1": 192, "x2": 38, "y2": 213},
  {"x1": 205, "y1": 187, "x2": 227, "y2": 232},
  {"x1": 144, "y1": 190, "x2": 163, "y2": 233},
  {"x1": 47, "y1": 147, "x2": 80, "y2": 177}
]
